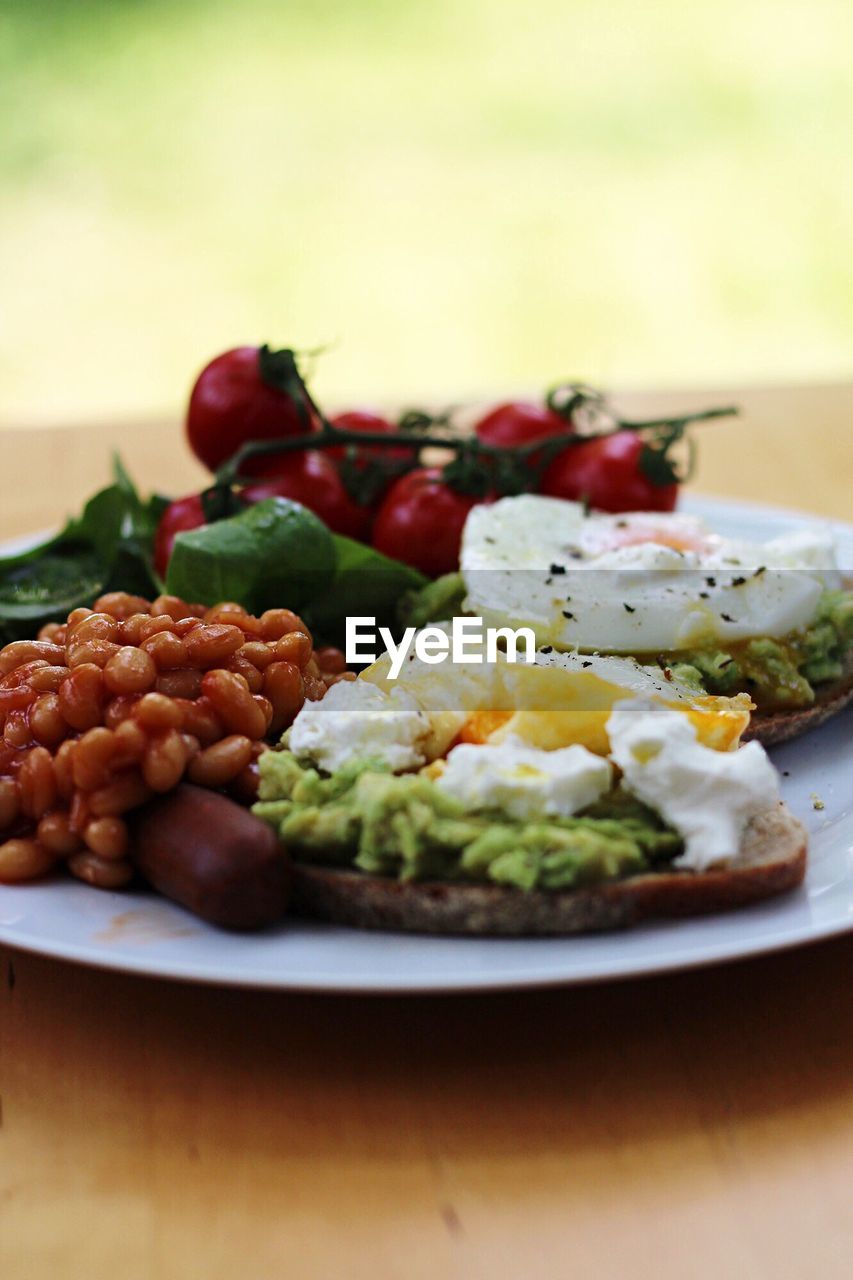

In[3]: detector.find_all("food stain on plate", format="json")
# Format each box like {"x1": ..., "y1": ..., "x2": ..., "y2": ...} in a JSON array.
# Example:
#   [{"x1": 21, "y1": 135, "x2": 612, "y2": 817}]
[{"x1": 94, "y1": 908, "x2": 198, "y2": 945}]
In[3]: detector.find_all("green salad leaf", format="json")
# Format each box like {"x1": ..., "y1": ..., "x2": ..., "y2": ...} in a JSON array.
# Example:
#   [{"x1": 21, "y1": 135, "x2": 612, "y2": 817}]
[
  {"x1": 0, "y1": 456, "x2": 165, "y2": 643},
  {"x1": 302, "y1": 534, "x2": 427, "y2": 642},
  {"x1": 165, "y1": 497, "x2": 337, "y2": 613}
]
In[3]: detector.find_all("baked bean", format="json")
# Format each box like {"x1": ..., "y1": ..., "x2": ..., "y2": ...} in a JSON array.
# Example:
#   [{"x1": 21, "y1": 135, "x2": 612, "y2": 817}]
[
  {"x1": 104, "y1": 646, "x2": 157, "y2": 695},
  {"x1": 28, "y1": 664, "x2": 68, "y2": 693},
  {"x1": 58, "y1": 664, "x2": 104, "y2": 731},
  {"x1": 68, "y1": 851, "x2": 133, "y2": 889},
  {"x1": 29, "y1": 692, "x2": 68, "y2": 748},
  {"x1": 141, "y1": 630, "x2": 188, "y2": 671},
  {"x1": 156, "y1": 669, "x2": 203, "y2": 699},
  {"x1": 151, "y1": 595, "x2": 193, "y2": 621},
  {"x1": 0, "y1": 640, "x2": 66, "y2": 675},
  {"x1": 84, "y1": 816, "x2": 129, "y2": 859},
  {"x1": 3, "y1": 659, "x2": 48, "y2": 688},
  {"x1": 68, "y1": 612, "x2": 119, "y2": 644},
  {"x1": 72, "y1": 727, "x2": 116, "y2": 791},
  {"x1": 0, "y1": 837, "x2": 55, "y2": 883},
  {"x1": 117, "y1": 613, "x2": 150, "y2": 645},
  {"x1": 93, "y1": 592, "x2": 151, "y2": 620},
  {"x1": 172, "y1": 617, "x2": 203, "y2": 637},
  {"x1": 204, "y1": 602, "x2": 247, "y2": 623},
  {"x1": 177, "y1": 697, "x2": 224, "y2": 746},
  {"x1": 0, "y1": 777, "x2": 20, "y2": 829},
  {"x1": 53, "y1": 741, "x2": 77, "y2": 800},
  {"x1": 187, "y1": 734, "x2": 253, "y2": 788},
  {"x1": 104, "y1": 695, "x2": 140, "y2": 728},
  {"x1": 263, "y1": 661, "x2": 304, "y2": 733},
  {"x1": 209, "y1": 610, "x2": 261, "y2": 639},
  {"x1": 143, "y1": 729, "x2": 187, "y2": 792},
  {"x1": 253, "y1": 696, "x2": 273, "y2": 733},
  {"x1": 315, "y1": 646, "x2": 347, "y2": 675},
  {"x1": 184, "y1": 624, "x2": 245, "y2": 667},
  {"x1": 37, "y1": 622, "x2": 65, "y2": 643},
  {"x1": 4, "y1": 711, "x2": 33, "y2": 748},
  {"x1": 201, "y1": 669, "x2": 267, "y2": 739},
  {"x1": 134, "y1": 691, "x2": 185, "y2": 732},
  {"x1": 236, "y1": 641, "x2": 277, "y2": 670},
  {"x1": 38, "y1": 811, "x2": 83, "y2": 856},
  {"x1": 226, "y1": 654, "x2": 264, "y2": 693},
  {"x1": 112, "y1": 718, "x2": 148, "y2": 766},
  {"x1": 260, "y1": 608, "x2": 307, "y2": 641},
  {"x1": 89, "y1": 771, "x2": 150, "y2": 817},
  {"x1": 0, "y1": 683, "x2": 37, "y2": 716},
  {"x1": 273, "y1": 631, "x2": 313, "y2": 669},
  {"x1": 0, "y1": 590, "x2": 341, "y2": 890},
  {"x1": 69, "y1": 790, "x2": 90, "y2": 833},
  {"x1": 66, "y1": 639, "x2": 121, "y2": 669},
  {"x1": 139, "y1": 615, "x2": 177, "y2": 641},
  {"x1": 18, "y1": 747, "x2": 57, "y2": 819}
]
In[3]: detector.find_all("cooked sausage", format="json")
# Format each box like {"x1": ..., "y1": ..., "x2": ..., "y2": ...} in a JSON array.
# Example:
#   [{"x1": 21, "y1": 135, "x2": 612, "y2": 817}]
[{"x1": 130, "y1": 783, "x2": 290, "y2": 929}]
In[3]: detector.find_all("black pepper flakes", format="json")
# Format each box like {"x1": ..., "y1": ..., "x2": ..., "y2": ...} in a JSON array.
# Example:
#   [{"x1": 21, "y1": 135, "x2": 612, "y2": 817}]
[
  {"x1": 550, "y1": 563, "x2": 566, "y2": 575},
  {"x1": 562, "y1": 610, "x2": 575, "y2": 620},
  {"x1": 623, "y1": 603, "x2": 636, "y2": 613}
]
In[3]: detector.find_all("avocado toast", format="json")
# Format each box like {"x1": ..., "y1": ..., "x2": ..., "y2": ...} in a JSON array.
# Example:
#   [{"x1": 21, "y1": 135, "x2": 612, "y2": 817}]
[{"x1": 254, "y1": 682, "x2": 808, "y2": 937}]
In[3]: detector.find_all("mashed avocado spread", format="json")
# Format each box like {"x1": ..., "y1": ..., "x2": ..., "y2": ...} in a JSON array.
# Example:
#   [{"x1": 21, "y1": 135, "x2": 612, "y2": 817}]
[
  {"x1": 404, "y1": 579, "x2": 853, "y2": 711},
  {"x1": 253, "y1": 752, "x2": 681, "y2": 891}
]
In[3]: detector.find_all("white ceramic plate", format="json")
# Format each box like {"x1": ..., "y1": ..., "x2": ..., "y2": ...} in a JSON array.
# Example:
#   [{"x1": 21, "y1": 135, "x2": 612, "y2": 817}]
[{"x1": 1, "y1": 495, "x2": 851, "y2": 992}]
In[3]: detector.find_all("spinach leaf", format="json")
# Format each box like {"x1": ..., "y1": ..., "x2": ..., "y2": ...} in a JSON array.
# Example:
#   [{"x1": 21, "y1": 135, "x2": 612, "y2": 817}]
[
  {"x1": 0, "y1": 455, "x2": 163, "y2": 642},
  {"x1": 303, "y1": 535, "x2": 427, "y2": 643},
  {"x1": 165, "y1": 498, "x2": 336, "y2": 612}
]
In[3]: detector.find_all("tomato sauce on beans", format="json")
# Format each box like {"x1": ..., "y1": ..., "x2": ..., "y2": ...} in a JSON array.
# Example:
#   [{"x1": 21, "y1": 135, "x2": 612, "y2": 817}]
[{"x1": 0, "y1": 592, "x2": 347, "y2": 888}]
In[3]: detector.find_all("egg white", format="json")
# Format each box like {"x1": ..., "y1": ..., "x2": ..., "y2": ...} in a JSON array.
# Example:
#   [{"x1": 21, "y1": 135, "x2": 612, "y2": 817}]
[{"x1": 461, "y1": 496, "x2": 840, "y2": 653}]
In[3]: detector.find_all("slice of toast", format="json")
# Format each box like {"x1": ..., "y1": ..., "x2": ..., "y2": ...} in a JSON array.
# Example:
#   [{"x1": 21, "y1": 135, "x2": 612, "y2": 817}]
[
  {"x1": 745, "y1": 650, "x2": 853, "y2": 747},
  {"x1": 289, "y1": 803, "x2": 807, "y2": 936}
]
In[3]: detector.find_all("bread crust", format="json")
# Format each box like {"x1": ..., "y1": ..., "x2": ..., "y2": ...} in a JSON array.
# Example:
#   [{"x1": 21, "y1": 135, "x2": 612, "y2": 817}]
[
  {"x1": 289, "y1": 803, "x2": 807, "y2": 936},
  {"x1": 745, "y1": 650, "x2": 853, "y2": 747}
]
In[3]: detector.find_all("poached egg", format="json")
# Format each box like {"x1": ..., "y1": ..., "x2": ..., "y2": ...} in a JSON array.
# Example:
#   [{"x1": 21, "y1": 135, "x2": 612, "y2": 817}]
[{"x1": 461, "y1": 495, "x2": 841, "y2": 653}]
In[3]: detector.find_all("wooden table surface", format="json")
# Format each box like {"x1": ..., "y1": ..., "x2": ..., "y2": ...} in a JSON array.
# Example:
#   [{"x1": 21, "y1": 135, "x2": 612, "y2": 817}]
[{"x1": 1, "y1": 384, "x2": 851, "y2": 1279}]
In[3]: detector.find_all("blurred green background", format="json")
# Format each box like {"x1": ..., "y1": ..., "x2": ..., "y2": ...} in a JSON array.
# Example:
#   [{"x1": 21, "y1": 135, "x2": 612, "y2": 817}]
[{"x1": 2, "y1": 0, "x2": 852, "y2": 424}]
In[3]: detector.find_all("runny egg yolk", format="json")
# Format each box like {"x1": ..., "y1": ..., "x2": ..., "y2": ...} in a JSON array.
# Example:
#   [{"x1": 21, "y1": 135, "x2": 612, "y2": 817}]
[
  {"x1": 456, "y1": 695, "x2": 750, "y2": 756},
  {"x1": 593, "y1": 526, "x2": 711, "y2": 555}
]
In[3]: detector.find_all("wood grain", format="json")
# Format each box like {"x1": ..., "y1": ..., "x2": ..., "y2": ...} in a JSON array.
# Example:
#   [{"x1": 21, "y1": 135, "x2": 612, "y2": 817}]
[{"x1": 0, "y1": 387, "x2": 851, "y2": 1279}]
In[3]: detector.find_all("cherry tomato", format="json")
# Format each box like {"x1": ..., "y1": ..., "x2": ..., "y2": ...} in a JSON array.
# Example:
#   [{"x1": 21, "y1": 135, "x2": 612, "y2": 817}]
[
  {"x1": 186, "y1": 346, "x2": 318, "y2": 475},
  {"x1": 372, "y1": 469, "x2": 490, "y2": 577},
  {"x1": 539, "y1": 431, "x2": 678, "y2": 513},
  {"x1": 328, "y1": 410, "x2": 412, "y2": 465},
  {"x1": 153, "y1": 494, "x2": 206, "y2": 578},
  {"x1": 241, "y1": 450, "x2": 373, "y2": 541},
  {"x1": 474, "y1": 400, "x2": 569, "y2": 452}
]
